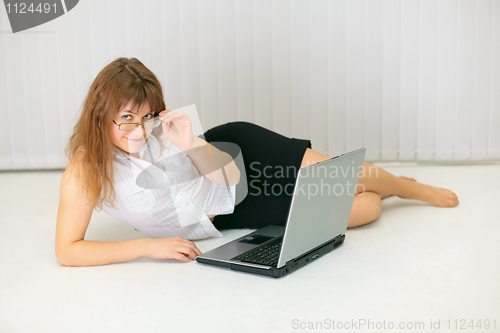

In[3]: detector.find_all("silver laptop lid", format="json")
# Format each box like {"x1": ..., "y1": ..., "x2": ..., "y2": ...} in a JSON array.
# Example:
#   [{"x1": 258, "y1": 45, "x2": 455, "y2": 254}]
[{"x1": 277, "y1": 148, "x2": 366, "y2": 268}]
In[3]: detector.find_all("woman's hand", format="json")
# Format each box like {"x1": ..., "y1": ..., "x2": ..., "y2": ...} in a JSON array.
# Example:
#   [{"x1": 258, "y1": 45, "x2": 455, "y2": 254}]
[
  {"x1": 159, "y1": 110, "x2": 194, "y2": 152},
  {"x1": 145, "y1": 236, "x2": 202, "y2": 262}
]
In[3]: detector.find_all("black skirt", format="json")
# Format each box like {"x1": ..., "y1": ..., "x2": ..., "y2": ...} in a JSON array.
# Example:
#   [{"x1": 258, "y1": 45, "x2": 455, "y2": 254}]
[{"x1": 202, "y1": 121, "x2": 312, "y2": 230}]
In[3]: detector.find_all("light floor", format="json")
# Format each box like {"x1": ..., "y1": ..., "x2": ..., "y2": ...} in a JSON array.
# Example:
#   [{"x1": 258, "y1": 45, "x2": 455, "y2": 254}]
[{"x1": 0, "y1": 164, "x2": 499, "y2": 333}]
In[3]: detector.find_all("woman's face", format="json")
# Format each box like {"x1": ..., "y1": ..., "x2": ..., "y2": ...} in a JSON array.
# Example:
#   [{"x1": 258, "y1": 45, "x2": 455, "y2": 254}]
[{"x1": 109, "y1": 101, "x2": 154, "y2": 156}]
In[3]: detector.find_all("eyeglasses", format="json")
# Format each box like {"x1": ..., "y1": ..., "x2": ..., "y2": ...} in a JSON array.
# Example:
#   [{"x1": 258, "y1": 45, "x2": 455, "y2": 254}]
[{"x1": 112, "y1": 117, "x2": 162, "y2": 131}]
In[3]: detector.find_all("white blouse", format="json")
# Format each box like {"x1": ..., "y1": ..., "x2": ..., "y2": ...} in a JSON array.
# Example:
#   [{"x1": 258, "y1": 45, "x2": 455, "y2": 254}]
[{"x1": 101, "y1": 133, "x2": 236, "y2": 240}]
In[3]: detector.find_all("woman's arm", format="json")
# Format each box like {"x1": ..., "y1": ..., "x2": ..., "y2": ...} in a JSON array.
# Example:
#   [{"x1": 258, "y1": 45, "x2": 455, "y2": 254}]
[
  {"x1": 186, "y1": 135, "x2": 241, "y2": 187},
  {"x1": 159, "y1": 110, "x2": 241, "y2": 187},
  {"x1": 55, "y1": 155, "x2": 201, "y2": 267}
]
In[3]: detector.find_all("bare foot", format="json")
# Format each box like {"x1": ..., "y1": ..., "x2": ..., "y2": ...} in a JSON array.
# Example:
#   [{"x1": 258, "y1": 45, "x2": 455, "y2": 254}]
[{"x1": 398, "y1": 182, "x2": 459, "y2": 207}]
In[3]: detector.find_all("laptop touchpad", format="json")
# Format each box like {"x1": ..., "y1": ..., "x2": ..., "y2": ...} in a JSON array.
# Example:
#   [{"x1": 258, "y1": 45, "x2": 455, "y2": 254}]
[{"x1": 239, "y1": 234, "x2": 274, "y2": 245}]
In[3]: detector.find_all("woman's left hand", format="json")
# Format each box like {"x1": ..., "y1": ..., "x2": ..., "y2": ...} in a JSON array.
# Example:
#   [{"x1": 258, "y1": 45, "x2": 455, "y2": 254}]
[{"x1": 159, "y1": 110, "x2": 194, "y2": 151}]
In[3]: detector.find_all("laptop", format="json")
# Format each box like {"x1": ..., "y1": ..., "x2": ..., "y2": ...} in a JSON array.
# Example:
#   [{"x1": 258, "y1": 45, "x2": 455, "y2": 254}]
[{"x1": 196, "y1": 148, "x2": 366, "y2": 278}]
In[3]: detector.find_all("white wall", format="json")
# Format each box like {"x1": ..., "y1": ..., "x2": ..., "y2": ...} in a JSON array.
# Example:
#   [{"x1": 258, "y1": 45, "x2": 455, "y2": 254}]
[{"x1": 0, "y1": 0, "x2": 499, "y2": 169}]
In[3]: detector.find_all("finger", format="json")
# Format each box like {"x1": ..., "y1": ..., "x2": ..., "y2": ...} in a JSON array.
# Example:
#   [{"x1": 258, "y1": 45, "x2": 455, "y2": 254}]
[
  {"x1": 173, "y1": 252, "x2": 192, "y2": 263},
  {"x1": 160, "y1": 115, "x2": 175, "y2": 124},
  {"x1": 179, "y1": 247, "x2": 198, "y2": 259},
  {"x1": 161, "y1": 113, "x2": 185, "y2": 124},
  {"x1": 160, "y1": 116, "x2": 176, "y2": 127},
  {"x1": 158, "y1": 109, "x2": 172, "y2": 117},
  {"x1": 191, "y1": 244, "x2": 202, "y2": 256},
  {"x1": 179, "y1": 239, "x2": 202, "y2": 256},
  {"x1": 161, "y1": 119, "x2": 176, "y2": 134},
  {"x1": 160, "y1": 119, "x2": 172, "y2": 127},
  {"x1": 173, "y1": 238, "x2": 192, "y2": 248},
  {"x1": 162, "y1": 112, "x2": 188, "y2": 121},
  {"x1": 159, "y1": 110, "x2": 178, "y2": 118}
]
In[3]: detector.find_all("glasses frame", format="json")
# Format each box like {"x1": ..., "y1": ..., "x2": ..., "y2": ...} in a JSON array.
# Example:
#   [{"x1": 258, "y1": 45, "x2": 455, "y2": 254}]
[{"x1": 112, "y1": 117, "x2": 162, "y2": 131}]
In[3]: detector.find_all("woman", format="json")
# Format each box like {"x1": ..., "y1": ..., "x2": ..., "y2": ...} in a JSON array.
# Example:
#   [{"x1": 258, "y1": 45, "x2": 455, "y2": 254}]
[{"x1": 55, "y1": 58, "x2": 459, "y2": 267}]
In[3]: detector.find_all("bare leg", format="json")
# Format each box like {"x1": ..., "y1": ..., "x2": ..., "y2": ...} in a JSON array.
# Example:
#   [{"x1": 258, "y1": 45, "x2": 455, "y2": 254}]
[
  {"x1": 300, "y1": 148, "x2": 459, "y2": 209},
  {"x1": 299, "y1": 148, "x2": 382, "y2": 227},
  {"x1": 379, "y1": 176, "x2": 417, "y2": 199},
  {"x1": 347, "y1": 192, "x2": 382, "y2": 228},
  {"x1": 356, "y1": 162, "x2": 459, "y2": 207}
]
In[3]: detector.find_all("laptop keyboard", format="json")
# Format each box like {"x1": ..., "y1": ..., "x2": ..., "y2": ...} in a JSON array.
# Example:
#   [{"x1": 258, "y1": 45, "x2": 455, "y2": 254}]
[{"x1": 232, "y1": 241, "x2": 282, "y2": 267}]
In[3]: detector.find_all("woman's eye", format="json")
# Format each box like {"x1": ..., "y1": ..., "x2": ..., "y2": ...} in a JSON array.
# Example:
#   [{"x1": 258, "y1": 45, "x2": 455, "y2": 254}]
[
  {"x1": 122, "y1": 115, "x2": 132, "y2": 120},
  {"x1": 144, "y1": 114, "x2": 153, "y2": 120}
]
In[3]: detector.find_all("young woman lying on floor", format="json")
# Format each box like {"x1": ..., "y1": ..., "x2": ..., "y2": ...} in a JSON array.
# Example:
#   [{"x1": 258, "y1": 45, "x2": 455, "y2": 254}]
[{"x1": 55, "y1": 58, "x2": 459, "y2": 267}]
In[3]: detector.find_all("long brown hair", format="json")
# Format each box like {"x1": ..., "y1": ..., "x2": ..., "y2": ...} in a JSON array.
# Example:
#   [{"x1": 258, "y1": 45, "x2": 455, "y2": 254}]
[{"x1": 65, "y1": 57, "x2": 166, "y2": 209}]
